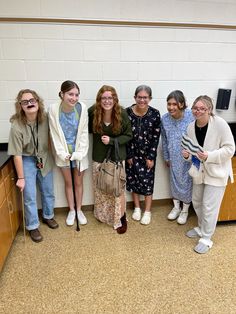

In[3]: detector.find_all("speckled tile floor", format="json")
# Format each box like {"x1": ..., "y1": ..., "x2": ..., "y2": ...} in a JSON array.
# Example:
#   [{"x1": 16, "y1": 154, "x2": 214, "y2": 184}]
[{"x1": 1, "y1": 205, "x2": 236, "y2": 314}]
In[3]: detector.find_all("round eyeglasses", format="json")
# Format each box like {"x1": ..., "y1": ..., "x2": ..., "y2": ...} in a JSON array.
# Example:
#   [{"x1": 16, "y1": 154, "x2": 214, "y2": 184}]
[
  {"x1": 20, "y1": 98, "x2": 37, "y2": 106},
  {"x1": 101, "y1": 97, "x2": 113, "y2": 101},
  {"x1": 191, "y1": 107, "x2": 208, "y2": 113}
]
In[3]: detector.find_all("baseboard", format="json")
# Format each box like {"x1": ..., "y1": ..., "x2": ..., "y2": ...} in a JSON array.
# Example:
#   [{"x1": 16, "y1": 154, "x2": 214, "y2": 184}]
[{"x1": 54, "y1": 198, "x2": 172, "y2": 212}]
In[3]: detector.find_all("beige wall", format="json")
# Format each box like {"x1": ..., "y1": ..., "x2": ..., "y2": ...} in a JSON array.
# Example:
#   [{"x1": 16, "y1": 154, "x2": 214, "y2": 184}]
[{"x1": 0, "y1": 0, "x2": 236, "y2": 206}]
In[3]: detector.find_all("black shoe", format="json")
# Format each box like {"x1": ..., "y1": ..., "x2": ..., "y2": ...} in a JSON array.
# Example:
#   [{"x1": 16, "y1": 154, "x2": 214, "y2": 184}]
[{"x1": 29, "y1": 229, "x2": 43, "y2": 242}]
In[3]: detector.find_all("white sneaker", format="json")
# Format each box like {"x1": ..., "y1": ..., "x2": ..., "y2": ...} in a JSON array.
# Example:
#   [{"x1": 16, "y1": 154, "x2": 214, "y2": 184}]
[
  {"x1": 140, "y1": 211, "x2": 151, "y2": 225},
  {"x1": 167, "y1": 207, "x2": 181, "y2": 220},
  {"x1": 77, "y1": 210, "x2": 87, "y2": 225},
  {"x1": 132, "y1": 208, "x2": 141, "y2": 221},
  {"x1": 66, "y1": 210, "x2": 75, "y2": 226},
  {"x1": 177, "y1": 210, "x2": 188, "y2": 225}
]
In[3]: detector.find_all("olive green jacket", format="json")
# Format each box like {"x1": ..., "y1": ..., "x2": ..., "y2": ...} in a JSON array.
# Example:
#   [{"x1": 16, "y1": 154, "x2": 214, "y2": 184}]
[{"x1": 88, "y1": 105, "x2": 132, "y2": 162}]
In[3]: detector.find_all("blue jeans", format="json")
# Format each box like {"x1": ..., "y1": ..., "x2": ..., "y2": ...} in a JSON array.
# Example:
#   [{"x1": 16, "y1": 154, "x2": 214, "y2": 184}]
[{"x1": 23, "y1": 156, "x2": 55, "y2": 230}]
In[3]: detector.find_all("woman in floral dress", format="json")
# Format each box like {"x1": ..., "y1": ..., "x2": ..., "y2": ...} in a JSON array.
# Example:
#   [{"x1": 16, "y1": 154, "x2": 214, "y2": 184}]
[
  {"x1": 126, "y1": 85, "x2": 161, "y2": 225},
  {"x1": 161, "y1": 90, "x2": 194, "y2": 224}
]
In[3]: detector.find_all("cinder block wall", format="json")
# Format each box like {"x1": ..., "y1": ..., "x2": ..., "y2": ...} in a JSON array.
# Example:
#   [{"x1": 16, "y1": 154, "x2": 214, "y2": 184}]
[{"x1": 0, "y1": 0, "x2": 236, "y2": 206}]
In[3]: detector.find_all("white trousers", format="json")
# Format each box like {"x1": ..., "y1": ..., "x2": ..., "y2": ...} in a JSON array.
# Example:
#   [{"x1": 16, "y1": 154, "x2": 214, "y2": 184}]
[{"x1": 192, "y1": 184, "x2": 226, "y2": 247}]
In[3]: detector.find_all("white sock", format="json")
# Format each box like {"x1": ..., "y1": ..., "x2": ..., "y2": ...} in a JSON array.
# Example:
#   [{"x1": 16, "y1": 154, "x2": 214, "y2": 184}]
[
  {"x1": 182, "y1": 203, "x2": 190, "y2": 213},
  {"x1": 173, "y1": 199, "x2": 180, "y2": 209}
]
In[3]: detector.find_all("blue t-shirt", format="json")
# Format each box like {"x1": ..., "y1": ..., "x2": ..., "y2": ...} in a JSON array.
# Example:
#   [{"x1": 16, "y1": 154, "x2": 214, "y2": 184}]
[{"x1": 59, "y1": 103, "x2": 81, "y2": 154}]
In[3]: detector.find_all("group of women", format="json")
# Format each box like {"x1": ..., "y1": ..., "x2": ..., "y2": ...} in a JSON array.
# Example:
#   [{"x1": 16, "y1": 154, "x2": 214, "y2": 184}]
[{"x1": 8, "y1": 81, "x2": 235, "y2": 254}]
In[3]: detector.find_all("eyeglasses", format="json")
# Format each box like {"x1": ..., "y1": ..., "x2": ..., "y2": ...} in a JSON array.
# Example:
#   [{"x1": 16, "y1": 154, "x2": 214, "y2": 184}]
[
  {"x1": 101, "y1": 97, "x2": 113, "y2": 101},
  {"x1": 136, "y1": 96, "x2": 149, "y2": 101},
  {"x1": 20, "y1": 98, "x2": 37, "y2": 106},
  {"x1": 191, "y1": 107, "x2": 208, "y2": 112}
]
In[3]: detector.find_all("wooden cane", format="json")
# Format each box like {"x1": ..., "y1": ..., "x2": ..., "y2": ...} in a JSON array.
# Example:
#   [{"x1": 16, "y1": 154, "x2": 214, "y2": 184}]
[{"x1": 21, "y1": 191, "x2": 26, "y2": 243}]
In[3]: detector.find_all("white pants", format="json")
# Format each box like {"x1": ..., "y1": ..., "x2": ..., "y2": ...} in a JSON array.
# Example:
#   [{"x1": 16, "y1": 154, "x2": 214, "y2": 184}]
[{"x1": 192, "y1": 184, "x2": 226, "y2": 247}]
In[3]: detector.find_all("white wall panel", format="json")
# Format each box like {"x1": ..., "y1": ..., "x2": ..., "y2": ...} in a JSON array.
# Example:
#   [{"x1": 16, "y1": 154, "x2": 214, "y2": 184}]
[
  {"x1": 21, "y1": 24, "x2": 64, "y2": 39},
  {"x1": 0, "y1": 60, "x2": 26, "y2": 80},
  {"x1": 2, "y1": 39, "x2": 44, "y2": 60},
  {"x1": 121, "y1": 42, "x2": 189, "y2": 61},
  {"x1": 102, "y1": 26, "x2": 139, "y2": 41},
  {"x1": 64, "y1": 41, "x2": 84, "y2": 60},
  {"x1": 0, "y1": 0, "x2": 40, "y2": 16},
  {"x1": 84, "y1": 42, "x2": 120, "y2": 61},
  {"x1": 140, "y1": 28, "x2": 175, "y2": 42},
  {"x1": 102, "y1": 63, "x2": 138, "y2": 80},
  {"x1": 25, "y1": 61, "x2": 65, "y2": 81},
  {"x1": 0, "y1": 24, "x2": 21, "y2": 38},
  {"x1": 138, "y1": 63, "x2": 172, "y2": 80},
  {"x1": 63, "y1": 25, "x2": 103, "y2": 40},
  {"x1": 0, "y1": 82, "x2": 9, "y2": 100},
  {"x1": 43, "y1": 40, "x2": 66, "y2": 61},
  {"x1": 64, "y1": 61, "x2": 102, "y2": 80}
]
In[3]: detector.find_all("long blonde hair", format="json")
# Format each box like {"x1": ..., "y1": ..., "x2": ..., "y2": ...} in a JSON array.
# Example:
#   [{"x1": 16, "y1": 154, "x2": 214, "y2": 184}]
[
  {"x1": 10, "y1": 89, "x2": 46, "y2": 124},
  {"x1": 93, "y1": 85, "x2": 122, "y2": 134}
]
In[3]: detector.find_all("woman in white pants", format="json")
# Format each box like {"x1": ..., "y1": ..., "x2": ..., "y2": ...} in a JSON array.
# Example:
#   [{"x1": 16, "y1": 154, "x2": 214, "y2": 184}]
[{"x1": 182, "y1": 95, "x2": 235, "y2": 254}]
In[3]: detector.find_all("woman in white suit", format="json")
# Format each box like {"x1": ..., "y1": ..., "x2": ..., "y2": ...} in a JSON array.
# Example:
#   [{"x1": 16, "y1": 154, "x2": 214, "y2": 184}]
[
  {"x1": 48, "y1": 80, "x2": 89, "y2": 226},
  {"x1": 182, "y1": 95, "x2": 235, "y2": 254}
]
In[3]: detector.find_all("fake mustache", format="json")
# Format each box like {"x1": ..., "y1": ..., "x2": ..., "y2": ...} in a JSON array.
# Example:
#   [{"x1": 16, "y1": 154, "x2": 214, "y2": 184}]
[{"x1": 27, "y1": 105, "x2": 35, "y2": 109}]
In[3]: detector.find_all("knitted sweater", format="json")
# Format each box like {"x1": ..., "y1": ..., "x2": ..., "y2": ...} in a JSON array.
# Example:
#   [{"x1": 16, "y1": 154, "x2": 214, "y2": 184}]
[
  {"x1": 186, "y1": 115, "x2": 235, "y2": 186},
  {"x1": 48, "y1": 101, "x2": 89, "y2": 171},
  {"x1": 88, "y1": 105, "x2": 132, "y2": 162}
]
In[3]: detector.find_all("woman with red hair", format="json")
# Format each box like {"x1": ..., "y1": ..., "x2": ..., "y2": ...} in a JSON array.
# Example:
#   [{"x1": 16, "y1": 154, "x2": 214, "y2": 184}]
[{"x1": 88, "y1": 85, "x2": 132, "y2": 234}]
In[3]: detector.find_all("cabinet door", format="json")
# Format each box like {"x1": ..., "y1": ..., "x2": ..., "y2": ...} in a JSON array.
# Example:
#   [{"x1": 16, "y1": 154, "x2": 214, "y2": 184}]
[
  {"x1": 4, "y1": 165, "x2": 22, "y2": 238},
  {"x1": 0, "y1": 198, "x2": 13, "y2": 272},
  {"x1": 218, "y1": 157, "x2": 236, "y2": 221},
  {"x1": 7, "y1": 186, "x2": 22, "y2": 238}
]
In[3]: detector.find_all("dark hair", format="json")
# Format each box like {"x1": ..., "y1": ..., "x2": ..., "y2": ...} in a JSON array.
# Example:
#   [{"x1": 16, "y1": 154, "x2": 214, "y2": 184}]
[
  {"x1": 192, "y1": 95, "x2": 214, "y2": 116},
  {"x1": 134, "y1": 85, "x2": 152, "y2": 98},
  {"x1": 10, "y1": 89, "x2": 46, "y2": 124},
  {"x1": 166, "y1": 90, "x2": 187, "y2": 110},
  {"x1": 59, "y1": 80, "x2": 80, "y2": 99}
]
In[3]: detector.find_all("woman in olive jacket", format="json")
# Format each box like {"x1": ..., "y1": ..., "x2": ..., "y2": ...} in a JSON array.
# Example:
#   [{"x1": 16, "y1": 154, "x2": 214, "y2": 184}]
[{"x1": 88, "y1": 85, "x2": 132, "y2": 234}]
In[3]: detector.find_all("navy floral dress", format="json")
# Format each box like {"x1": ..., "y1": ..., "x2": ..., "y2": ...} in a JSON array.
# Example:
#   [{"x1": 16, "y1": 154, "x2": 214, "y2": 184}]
[{"x1": 126, "y1": 105, "x2": 161, "y2": 195}]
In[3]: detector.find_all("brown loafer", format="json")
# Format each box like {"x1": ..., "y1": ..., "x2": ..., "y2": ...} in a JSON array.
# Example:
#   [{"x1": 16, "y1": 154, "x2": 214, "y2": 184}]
[
  {"x1": 117, "y1": 213, "x2": 127, "y2": 234},
  {"x1": 29, "y1": 229, "x2": 43, "y2": 243},
  {"x1": 42, "y1": 218, "x2": 59, "y2": 229}
]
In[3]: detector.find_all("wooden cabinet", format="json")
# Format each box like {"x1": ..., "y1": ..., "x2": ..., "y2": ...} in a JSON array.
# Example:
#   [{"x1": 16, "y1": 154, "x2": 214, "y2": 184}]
[
  {"x1": 0, "y1": 158, "x2": 22, "y2": 272},
  {"x1": 218, "y1": 157, "x2": 236, "y2": 221}
]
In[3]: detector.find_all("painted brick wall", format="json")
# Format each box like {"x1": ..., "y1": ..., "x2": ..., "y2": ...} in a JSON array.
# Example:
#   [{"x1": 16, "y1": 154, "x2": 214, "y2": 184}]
[{"x1": 0, "y1": 0, "x2": 236, "y2": 205}]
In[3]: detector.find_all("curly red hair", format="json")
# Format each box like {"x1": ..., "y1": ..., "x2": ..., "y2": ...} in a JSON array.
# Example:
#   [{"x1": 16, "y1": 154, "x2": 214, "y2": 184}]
[{"x1": 93, "y1": 85, "x2": 122, "y2": 134}]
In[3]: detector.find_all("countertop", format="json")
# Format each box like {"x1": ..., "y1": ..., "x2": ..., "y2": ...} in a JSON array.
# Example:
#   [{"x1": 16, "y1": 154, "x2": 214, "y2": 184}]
[{"x1": 0, "y1": 143, "x2": 10, "y2": 169}]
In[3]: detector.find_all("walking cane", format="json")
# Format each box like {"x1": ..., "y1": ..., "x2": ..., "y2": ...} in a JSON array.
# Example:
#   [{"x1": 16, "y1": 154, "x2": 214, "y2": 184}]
[
  {"x1": 21, "y1": 191, "x2": 26, "y2": 243},
  {"x1": 69, "y1": 159, "x2": 80, "y2": 232}
]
